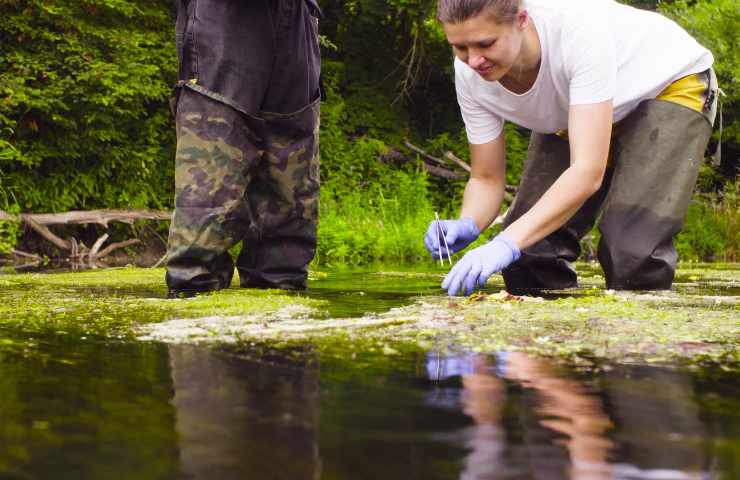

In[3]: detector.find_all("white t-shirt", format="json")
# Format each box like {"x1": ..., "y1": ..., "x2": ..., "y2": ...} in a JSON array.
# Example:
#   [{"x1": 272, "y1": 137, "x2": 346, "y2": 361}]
[{"x1": 456, "y1": 0, "x2": 714, "y2": 144}]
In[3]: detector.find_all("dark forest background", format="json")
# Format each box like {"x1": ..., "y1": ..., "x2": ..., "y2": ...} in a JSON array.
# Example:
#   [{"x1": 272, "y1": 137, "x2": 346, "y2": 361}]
[{"x1": 0, "y1": 0, "x2": 737, "y2": 264}]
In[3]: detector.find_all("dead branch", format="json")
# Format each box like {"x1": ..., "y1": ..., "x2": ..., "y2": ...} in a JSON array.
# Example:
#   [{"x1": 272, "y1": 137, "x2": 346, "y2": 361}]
[
  {"x1": 443, "y1": 151, "x2": 472, "y2": 172},
  {"x1": 423, "y1": 163, "x2": 463, "y2": 180},
  {"x1": 394, "y1": 28, "x2": 424, "y2": 104},
  {"x1": 0, "y1": 209, "x2": 171, "y2": 226},
  {"x1": 401, "y1": 140, "x2": 464, "y2": 179},
  {"x1": 23, "y1": 216, "x2": 71, "y2": 251},
  {"x1": 11, "y1": 249, "x2": 40, "y2": 260},
  {"x1": 403, "y1": 139, "x2": 448, "y2": 167},
  {"x1": 403, "y1": 141, "x2": 519, "y2": 201},
  {"x1": 24, "y1": 209, "x2": 170, "y2": 226},
  {"x1": 70, "y1": 237, "x2": 80, "y2": 260},
  {"x1": 152, "y1": 253, "x2": 168, "y2": 269},
  {"x1": 97, "y1": 239, "x2": 141, "y2": 259},
  {"x1": 0, "y1": 208, "x2": 169, "y2": 265},
  {"x1": 88, "y1": 233, "x2": 110, "y2": 262}
]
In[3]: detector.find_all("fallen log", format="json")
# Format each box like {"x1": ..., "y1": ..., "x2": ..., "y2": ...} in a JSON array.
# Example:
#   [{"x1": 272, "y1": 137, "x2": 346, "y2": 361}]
[
  {"x1": 6, "y1": 209, "x2": 171, "y2": 226},
  {"x1": 23, "y1": 215, "x2": 71, "y2": 251},
  {"x1": 0, "y1": 208, "x2": 171, "y2": 263}
]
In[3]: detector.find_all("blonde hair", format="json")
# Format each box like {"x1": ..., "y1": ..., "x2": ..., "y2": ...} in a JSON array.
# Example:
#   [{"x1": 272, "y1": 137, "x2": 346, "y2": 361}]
[{"x1": 437, "y1": 0, "x2": 520, "y2": 24}]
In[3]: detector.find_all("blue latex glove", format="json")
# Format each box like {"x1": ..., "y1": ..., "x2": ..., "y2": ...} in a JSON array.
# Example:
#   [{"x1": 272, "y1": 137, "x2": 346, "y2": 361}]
[
  {"x1": 424, "y1": 217, "x2": 480, "y2": 260},
  {"x1": 442, "y1": 233, "x2": 521, "y2": 296}
]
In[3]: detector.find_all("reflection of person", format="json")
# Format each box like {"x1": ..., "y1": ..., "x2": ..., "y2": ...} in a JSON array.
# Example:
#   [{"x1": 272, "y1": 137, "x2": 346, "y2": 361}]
[
  {"x1": 425, "y1": 0, "x2": 718, "y2": 296},
  {"x1": 427, "y1": 352, "x2": 613, "y2": 479},
  {"x1": 166, "y1": 0, "x2": 323, "y2": 296},
  {"x1": 503, "y1": 352, "x2": 614, "y2": 480},
  {"x1": 426, "y1": 352, "x2": 508, "y2": 478},
  {"x1": 168, "y1": 345, "x2": 321, "y2": 479},
  {"x1": 458, "y1": 357, "x2": 508, "y2": 479}
]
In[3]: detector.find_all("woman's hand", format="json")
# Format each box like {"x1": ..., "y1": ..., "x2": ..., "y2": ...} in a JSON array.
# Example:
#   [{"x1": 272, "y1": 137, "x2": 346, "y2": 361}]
[
  {"x1": 441, "y1": 233, "x2": 520, "y2": 296},
  {"x1": 424, "y1": 218, "x2": 480, "y2": 259}
]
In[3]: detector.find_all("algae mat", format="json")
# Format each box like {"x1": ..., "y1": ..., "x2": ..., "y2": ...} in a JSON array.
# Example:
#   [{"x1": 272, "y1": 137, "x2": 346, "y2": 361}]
[{"x1": 0, "y1": 264, "x2": 738, "y2": 365}]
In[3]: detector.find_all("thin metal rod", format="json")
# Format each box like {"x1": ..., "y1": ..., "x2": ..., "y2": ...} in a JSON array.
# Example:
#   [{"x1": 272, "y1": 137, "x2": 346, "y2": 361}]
[
  {"x1": 435, "y1": 212, "x2": 453, "y2": 265},
  {"x1": 434, "y1": 212, "x2": 444, "y2": 267},
  {"x1": 440, "y1": 222, "x2": 452, "y2": 266}
]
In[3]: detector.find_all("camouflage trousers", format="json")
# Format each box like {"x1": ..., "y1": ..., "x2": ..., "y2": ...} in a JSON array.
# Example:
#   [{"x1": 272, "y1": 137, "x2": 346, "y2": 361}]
[
  {"x1": 166, "y1": 0, "x2": 321, "y2": 292},
  {"x1": 166, "y1": 90, "x2": 320, "y2": 292},
  {"x1": 502, "y1": 70, "x2": 718, "y2": 292}
]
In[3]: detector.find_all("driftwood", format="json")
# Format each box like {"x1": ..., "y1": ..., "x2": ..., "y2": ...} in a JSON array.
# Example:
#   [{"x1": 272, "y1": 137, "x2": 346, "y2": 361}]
[
  {"x1": 9, "y1": 209, "x2": 172, "y2": 226},
  {"x1": 0, "y1": 208, "x2": 171, "y2": 265}
]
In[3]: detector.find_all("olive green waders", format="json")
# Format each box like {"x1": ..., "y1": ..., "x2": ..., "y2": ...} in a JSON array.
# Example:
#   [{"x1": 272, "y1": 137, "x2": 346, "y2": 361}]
[
  {"x1": 166, "y1": 0, "x2": 322, "y2": 294},
  {"x1": 502, "y1": 69, "x2": 719, "y2": 292}
]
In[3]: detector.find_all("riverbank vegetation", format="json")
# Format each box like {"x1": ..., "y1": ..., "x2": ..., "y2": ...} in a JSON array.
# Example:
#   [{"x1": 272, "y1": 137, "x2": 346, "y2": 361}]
[{"x1": 0, "y1": 0, "x2": 737, "y2": 265}]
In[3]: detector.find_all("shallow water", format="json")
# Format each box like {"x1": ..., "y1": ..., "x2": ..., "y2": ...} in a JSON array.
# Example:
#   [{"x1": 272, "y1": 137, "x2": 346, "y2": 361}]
[
  {"x1": 0, "y1": 338, "x2": 737, "y2": 479},
  {"x1": 303, "y1": 269, "x2": 444, "y2": 317},
  {"x1": 0, "y1": 264, "x2": 737, "y2": 479}
]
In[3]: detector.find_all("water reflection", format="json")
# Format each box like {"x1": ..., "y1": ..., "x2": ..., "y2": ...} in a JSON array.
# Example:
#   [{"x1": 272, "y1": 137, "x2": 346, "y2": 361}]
[
  {"x1": 0, "y1": 339, "x2": 734, "y2": 479},
  {"x1": 426, "y1": 352, "x2": 711, "y2": 480},
  {"x1": 168, "y1": 345, "x2": 321, "y2": 479}
]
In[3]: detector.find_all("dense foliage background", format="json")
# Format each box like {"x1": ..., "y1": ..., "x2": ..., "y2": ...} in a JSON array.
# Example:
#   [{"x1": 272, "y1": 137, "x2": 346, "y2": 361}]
[{"x1": 0, "y1": 0, "x2": 737, "y2": 263}]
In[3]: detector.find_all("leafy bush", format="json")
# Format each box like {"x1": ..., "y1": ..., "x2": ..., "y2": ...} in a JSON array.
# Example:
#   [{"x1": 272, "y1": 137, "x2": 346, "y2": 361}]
[
  {"x1": 676, "y1": 184, "x2": 740, "y2": 261},
  {"x1": 660, "y1": 0, "x2": 740, "y2": 178},
  {"x1": 0, "y1": 0, "x2": 176, "y2": 213}
]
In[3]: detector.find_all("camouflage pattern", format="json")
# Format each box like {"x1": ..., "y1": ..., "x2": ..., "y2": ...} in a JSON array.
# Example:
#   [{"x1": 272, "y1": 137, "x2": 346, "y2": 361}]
[
  {"x1": 236, "y1": 103, "x2": 321, "y2": 290},
  {"x1": 166, "y1": 89, "x2": 320, "y2": 292},
  {"x1": 166, "y1": 0, "x2": 322, "y2": 293},
  {"x1": 502, "y1": 73, "x2": 717, "y2": 292}
]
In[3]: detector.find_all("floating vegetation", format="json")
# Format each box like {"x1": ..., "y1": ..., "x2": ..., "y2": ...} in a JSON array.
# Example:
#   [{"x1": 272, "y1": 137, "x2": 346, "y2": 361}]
[
  {"x1": 0, "y1": 264, "x2": 737, "y2": 366},
  {"x1": 0, "y1": 266, "x2": 325, "y2": 339}
]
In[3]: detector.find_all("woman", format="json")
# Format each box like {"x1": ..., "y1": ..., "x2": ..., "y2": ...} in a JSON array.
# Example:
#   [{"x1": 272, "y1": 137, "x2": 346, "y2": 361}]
[{"x1": 425, "y1": 0, "x2": 718, "y2": 296}]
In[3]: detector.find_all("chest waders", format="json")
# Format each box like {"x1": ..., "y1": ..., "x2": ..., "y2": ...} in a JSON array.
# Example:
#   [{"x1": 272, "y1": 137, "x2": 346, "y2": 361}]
[
  {"x1": 502, "y1": 69, "x2": 719, "y2": 293},
  {"x1": 166, "y1": 0, "x2": 322, "y2": 294}
]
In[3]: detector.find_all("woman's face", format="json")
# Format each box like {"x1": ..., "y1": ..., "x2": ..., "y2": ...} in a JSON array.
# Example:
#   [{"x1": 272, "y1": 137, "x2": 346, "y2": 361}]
[{"x1": 442, "y1": 9, "x2": 525, "y2": 82}]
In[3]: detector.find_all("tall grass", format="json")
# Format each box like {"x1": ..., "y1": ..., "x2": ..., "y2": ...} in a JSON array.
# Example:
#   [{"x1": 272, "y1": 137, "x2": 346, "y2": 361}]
[
  {"x1": 316, "y1": 169, "x2": 437, "y2": 266},
  {"x1": 677, "y1": 182, "x2": 740, "y2": 262}
]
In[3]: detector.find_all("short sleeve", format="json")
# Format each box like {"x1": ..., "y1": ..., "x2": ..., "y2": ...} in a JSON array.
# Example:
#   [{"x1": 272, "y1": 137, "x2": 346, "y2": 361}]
[
  {"x1": 561, "y1": 11, "x2": 617, "y2": 105},
  {"x1": 454, "y1": 58, "x2": 504, "y2": 144}
]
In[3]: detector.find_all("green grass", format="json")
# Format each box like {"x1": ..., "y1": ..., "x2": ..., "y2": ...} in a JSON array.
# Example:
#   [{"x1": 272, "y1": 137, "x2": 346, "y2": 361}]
[{"x1": 316, "y1": 168, "x2": 438, "y2": 266}]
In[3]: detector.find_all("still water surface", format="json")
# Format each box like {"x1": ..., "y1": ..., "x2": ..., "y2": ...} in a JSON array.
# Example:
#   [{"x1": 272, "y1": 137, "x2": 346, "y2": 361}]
[{"x1": 0, "y1": 268, "x2": 737, "y2": 479}]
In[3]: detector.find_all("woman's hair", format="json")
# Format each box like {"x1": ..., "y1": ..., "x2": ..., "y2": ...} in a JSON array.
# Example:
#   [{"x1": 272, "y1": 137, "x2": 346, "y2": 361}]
[{"x1": 437, "y1": 0, "x2": 520, "y2": 24}]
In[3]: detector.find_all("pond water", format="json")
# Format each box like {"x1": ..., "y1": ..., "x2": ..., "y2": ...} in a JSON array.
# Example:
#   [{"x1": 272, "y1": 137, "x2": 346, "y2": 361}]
[{"x1": 0, "y1": 266, "x2": 737, "y2": 479}]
